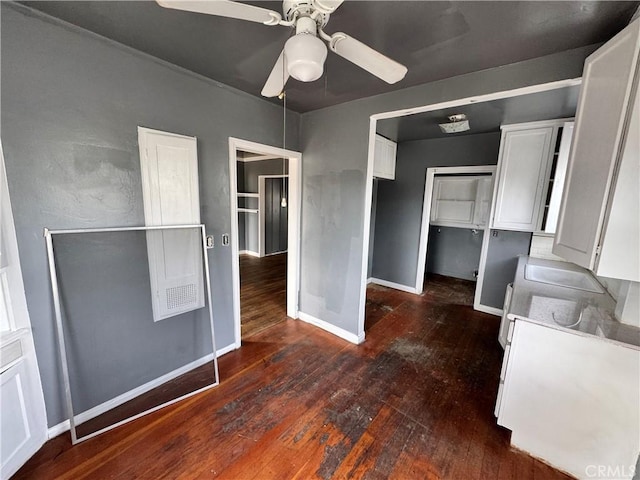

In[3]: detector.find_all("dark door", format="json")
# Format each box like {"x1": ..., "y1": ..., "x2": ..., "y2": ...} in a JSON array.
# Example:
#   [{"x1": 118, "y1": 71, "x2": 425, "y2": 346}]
[{"x1": 264, "y1": 177, "x2": 288, "y2": 255}]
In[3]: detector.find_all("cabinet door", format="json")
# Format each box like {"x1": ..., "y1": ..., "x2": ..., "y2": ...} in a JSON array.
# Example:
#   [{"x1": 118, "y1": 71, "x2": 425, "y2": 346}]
[
  {"x1": 493, "y1": 127, "x2": 554, "y2": 231},
  {"x1": 596, "y1": 81, "x2": 640, "y2": 281},
  {"x1": 544, "y1": 123, "x2": 574, "y2": 234},
  {"x1": 373, "y1": 135, "x2": 396, "y2": 180},
  {"x1": 553, "y1": 20, "x2": 640, "y2": 268}
]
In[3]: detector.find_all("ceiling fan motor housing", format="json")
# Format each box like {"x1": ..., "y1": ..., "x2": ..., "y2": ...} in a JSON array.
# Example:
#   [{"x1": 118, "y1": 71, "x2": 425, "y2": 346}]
[{"x1": 283, "y1": 0, "x2": 330, "y2": 27}]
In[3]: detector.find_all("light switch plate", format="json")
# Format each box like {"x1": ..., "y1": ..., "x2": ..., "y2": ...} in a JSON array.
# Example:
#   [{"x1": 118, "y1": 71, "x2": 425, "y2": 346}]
[{"x1": 206, "y1": 235, "x2": 214, "y2": 249}]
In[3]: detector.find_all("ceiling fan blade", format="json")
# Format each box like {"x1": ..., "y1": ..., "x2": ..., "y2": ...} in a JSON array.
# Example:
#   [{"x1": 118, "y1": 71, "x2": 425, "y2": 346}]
[
  {"x1": 261, "y1": 50, "x2": 289, "y2": 97},
  {"x1": 156, "y1": 0, "x2": 282, "y2": 25},
  {"x1": 329, "y1": 33, "x2": 407, "y2": 84}
]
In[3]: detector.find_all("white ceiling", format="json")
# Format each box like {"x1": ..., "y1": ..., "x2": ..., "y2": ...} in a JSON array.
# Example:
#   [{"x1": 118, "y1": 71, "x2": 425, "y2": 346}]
[{"x1": 19, "y1": 1, "x2": 639, "y2": 112}]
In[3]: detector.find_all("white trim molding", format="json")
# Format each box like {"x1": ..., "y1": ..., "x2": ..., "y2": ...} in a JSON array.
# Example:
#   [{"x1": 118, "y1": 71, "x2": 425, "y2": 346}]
[
  {"x1": 229, "y1": 138, "x2": 302, "y2": 350},
  {"x1": 298, "y1": 311, "x2": 364, "y2": 345},
  {"x1": 416, "y1": 165, "x2": 496, "y2": 296},
  {"x1": 474, "y1": 304, "x2": 503, "y2": 317},
  {"x1": 239, "y1": 250, "x2": 260, "y2": 257},
  {"x1": 368, "y1": 278, "x2": 419, "y2": 294}
]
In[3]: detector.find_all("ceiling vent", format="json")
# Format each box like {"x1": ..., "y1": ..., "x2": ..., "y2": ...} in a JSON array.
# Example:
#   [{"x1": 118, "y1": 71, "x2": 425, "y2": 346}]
[{"x1": 439, "y1": 114, "x2": 470, "y2": 134}]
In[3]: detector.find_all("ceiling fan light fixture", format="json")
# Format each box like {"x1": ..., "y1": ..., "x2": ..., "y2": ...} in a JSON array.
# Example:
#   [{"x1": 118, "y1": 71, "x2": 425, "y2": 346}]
[{"x1": 284, "y1": 33, "x2": 327, "y2": 82}]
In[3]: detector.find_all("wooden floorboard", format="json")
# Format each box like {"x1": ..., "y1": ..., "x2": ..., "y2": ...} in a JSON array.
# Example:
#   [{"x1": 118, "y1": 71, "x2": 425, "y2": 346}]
[
  {"x1": 240, "y1": 253, "x2": 287, "y2": 338},
  {"x1": 16, "y1": 276, "x2": 572, "y2": 480}
]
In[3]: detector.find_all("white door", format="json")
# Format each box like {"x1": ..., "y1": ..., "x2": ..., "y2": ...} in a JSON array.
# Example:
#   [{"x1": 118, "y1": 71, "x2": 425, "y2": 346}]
[
  {"x1": 0, "y1": 144, "x2": 48, "y2": 479},
  {"x1": 553, "y1": 20, "x2": 640, "y2": 267},
  {"x1": 137, "y1": 127, "x2": 204, "y2": 322}
]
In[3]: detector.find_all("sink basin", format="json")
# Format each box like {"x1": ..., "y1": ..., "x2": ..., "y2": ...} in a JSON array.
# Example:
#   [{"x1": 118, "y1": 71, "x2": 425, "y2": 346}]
[{"x1": 525, "y1": 264, "x2": 604, "y2": 293}]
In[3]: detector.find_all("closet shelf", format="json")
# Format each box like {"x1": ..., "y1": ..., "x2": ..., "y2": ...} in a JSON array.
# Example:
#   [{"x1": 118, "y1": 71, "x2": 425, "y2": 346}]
[
  {"x1": 237, "y1": 192, "x2": 259, "y2": 198},
  {"x1": 238, "y1": 208, "x2": 259, "y2": 214}
]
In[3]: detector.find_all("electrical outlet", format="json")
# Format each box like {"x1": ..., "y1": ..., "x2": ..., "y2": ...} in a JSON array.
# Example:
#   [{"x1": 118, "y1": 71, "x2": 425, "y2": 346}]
[
  {"x1": 222, "y1": 234, "x2": 230, "y2": 246},
  {"x1": 492, "y1": 230, "x2": 498, "y2": 237}
]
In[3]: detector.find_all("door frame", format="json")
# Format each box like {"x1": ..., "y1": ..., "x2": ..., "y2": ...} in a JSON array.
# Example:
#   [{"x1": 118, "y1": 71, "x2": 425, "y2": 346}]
[
  {"x1": 229, "y1": 138, "x2": 301, "y2": 349},
  {"x1": 258, "y1": 174, "x2": 289, "y2": 258},
  {"x1": 359, "y1": 77, "x2": 583, "y2": 340},
  {"x1": 415, "y1": 165, "x2": 497, "y2": 293},
  {"x1": 1, "y1": 142, "x2": 48, "y2": 477}
]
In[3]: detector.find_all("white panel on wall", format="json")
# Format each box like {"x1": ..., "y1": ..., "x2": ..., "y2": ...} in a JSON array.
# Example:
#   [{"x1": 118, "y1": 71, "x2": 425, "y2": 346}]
[{"x1": 138, "y1": 127, "x2": 204, "y2": 322}]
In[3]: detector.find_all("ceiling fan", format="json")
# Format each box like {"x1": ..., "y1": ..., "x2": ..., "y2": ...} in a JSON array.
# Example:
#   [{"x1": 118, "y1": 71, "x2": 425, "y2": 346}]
[{"x1": 156, "y1": 0, "x2": 408, "y2": 97}]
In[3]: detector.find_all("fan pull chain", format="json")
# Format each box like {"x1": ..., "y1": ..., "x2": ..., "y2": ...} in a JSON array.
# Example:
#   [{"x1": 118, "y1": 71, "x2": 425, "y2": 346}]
[{"x1": 281, "y1": 80, "x2": 288, "y2": 208}]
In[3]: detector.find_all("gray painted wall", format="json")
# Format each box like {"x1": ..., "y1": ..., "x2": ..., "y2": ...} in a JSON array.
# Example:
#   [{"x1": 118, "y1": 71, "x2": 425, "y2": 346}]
[
  {"x1": 241, "y1": 159, "x2": 288, "y2": 193},
  {"x1": 426, "y1": 226, "x2": 483, "y2": 281},
  {"x1": 1, "y1": 4, "x2": 299, "y2": 427},
  {"x1": 299, "y1": 44, "x2": 593, "y2": 335},
  {"x1": 480, "y1": 230, "x2": 533, "y2": 309},
  {"x1": 53, "y1": 230, "x2": 212, "y2": 413},
  {"x1": 372, "y1": 133, "x2": 501, "y2": 287}
]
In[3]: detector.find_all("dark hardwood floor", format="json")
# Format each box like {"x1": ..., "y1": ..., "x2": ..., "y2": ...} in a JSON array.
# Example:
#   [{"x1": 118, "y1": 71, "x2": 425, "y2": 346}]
[
  {"x1": 15, "y1": 275, "x2": 571, "y2": 480},
  {"x1": 240, "y1": 253, "x2": 287, "y2": 338}
]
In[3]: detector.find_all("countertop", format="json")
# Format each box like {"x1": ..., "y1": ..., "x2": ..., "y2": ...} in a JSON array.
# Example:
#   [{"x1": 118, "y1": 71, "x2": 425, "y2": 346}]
[{"x1": 507, "y1": 256, "x2": 640, "y2": 350}]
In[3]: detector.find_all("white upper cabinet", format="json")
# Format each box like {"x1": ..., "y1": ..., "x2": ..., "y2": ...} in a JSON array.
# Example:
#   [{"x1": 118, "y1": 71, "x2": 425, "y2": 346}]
[
  {"x1": 430, "y1": 175, "x2": 493, "y2": 228},
  {"x1": 373, "y1": 134, "x2": 397, "y2": 180},
  {"x1": 491, "y1": 121, "x2": 562, "y2": 232},
  {"x1": 553, "y1": 19, "x2": 640, "y2": 282}
]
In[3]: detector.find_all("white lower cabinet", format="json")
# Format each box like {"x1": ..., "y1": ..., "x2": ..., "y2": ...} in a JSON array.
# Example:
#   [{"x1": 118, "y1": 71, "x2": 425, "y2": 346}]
[{"x1": 497, "y1": 320, "x2": 640, "y2": 479}]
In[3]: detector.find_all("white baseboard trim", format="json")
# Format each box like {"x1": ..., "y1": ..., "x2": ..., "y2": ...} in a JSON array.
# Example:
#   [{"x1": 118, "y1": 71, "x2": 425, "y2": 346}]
[
  {"x1": 264, "y1": 251, "x2": 287, "y2": 257},
  {"x1": 368, "y1": 278, "x2": 418, "y2": 294},
  {"x1": 239, "y1": 250, "x2": 260, "y2": 257},
  {"x1": 474, "y1": 303, "x2": 503, "y2": 317},
  {"x1": 367, "y1": 277, "x2": 373, "y2": 284},
  {"x1": 47, "y1": 342, "x2": 236, "y2": 439},
  {"x1": 298, "y1": 311, "x2": 363, "y2": 345},
  {"x1": 215, "y1": 342, "x2": 237, "y2": 357},
  {"x1": 47, "y1": 419, "x2": 70, "y2": 440}
]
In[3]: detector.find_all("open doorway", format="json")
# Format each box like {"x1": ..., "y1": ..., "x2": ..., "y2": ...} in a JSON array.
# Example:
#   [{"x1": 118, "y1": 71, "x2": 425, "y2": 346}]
[
  {"x1": 362, "y1": 79, "x2": 581, "y2": 336},
  {"x1": 229, "y1": 138, "x2": 301, "y2": 347},
  {"x1": 417, "y1": 165, "x2": 496, "y2": 305}
]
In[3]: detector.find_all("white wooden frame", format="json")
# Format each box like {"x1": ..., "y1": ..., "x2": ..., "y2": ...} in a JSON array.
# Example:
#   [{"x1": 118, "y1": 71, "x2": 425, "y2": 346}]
[
  {"x1": 44, "y1": 224, "x2": 218, "y2": 445},
  {"x1": 359, "y1": 78, "x2": 582, "y2": 337},
  {"x1": 228, "y1": 138, "x2": 302, "y2": 349},
  {"x1": 415, "y1": 165, "x2": 497, "y2": 294},
  {"x1": 258, "y1": 174, "x2": 289, "y2": 258}
]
